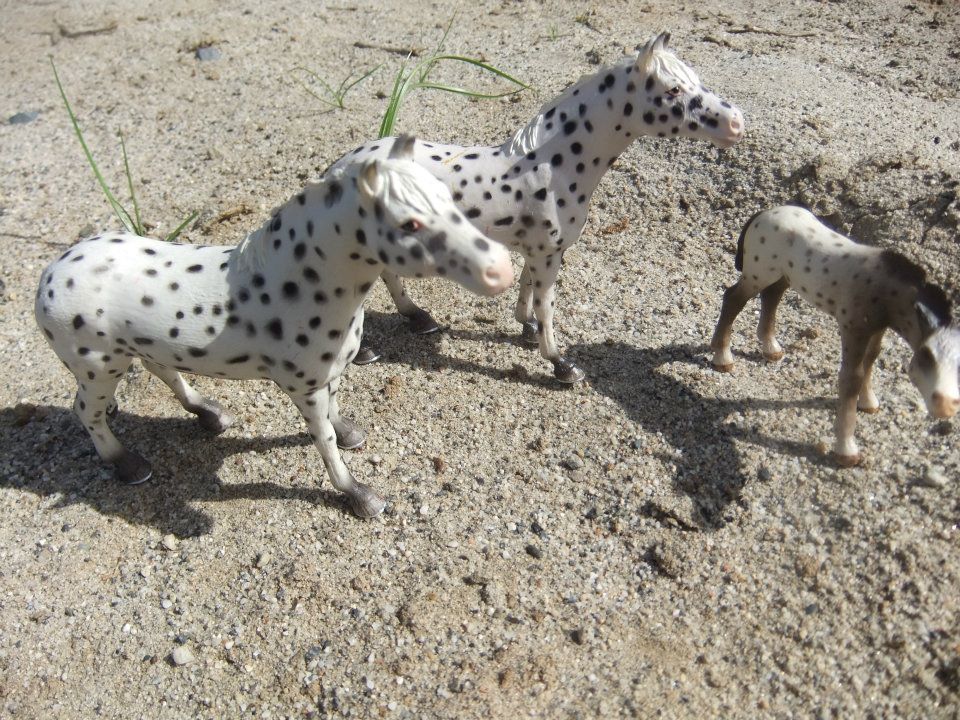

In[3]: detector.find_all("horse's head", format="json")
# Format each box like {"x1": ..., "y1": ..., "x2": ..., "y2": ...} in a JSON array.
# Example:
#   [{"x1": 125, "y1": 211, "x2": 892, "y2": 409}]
[
  {"x1": 633, "y1": 32, "x2": 744, "y2": 149},
  {"x1": 356, "y1": 136, "x2": 513, "y2": 297},
  {"x1": 909, "y1": 301, "x2": 960, "y2": 419}
]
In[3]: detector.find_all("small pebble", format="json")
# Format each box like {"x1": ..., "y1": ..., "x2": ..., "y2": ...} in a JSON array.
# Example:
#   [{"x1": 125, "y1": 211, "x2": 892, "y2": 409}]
[
  {"x1": 8, "y1": 111, "x2": 39, "y2": 125},
  {"x1": 918, "y1": 465, "x2": 947, "y2": 489},
  {"x1": 170, "y1": 646, "x2": 195, "y2": 666},
  {"x1": 525, "y1": 544, "x2": 543, "y2": 559},
  {"x1": 161, "y1": 534, "x2": 178, "y2": 551},
  {"x1": 255, "y1": 551, "x2": 271, "y2": 568},
  {"x1": 195, "y1": 46, "x2": 221, "y2": 61}
]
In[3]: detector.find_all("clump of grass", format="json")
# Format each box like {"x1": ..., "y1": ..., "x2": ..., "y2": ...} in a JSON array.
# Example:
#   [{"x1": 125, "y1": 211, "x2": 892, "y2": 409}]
[
  {"x1": 294, "y1": 64, "x2": 382, "y2": 110},
  {"x1": 51, "y1": 58, "x2": 196, "y2": 241},
  {"x1": 377, "y1": 17, "x2": 529, "y2": 139}
]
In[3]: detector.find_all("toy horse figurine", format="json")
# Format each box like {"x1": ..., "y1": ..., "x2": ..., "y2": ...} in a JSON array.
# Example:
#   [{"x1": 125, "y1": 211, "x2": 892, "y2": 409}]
[
  {"x1": 35, "y1": 136, "x2": 513, "y2": 518},
  {"x1": 710, "y1": 205, "x2": 960, "y2": 466},
  {"x1": 338, "y1": 32, "x2": 745, "y2": 383}
]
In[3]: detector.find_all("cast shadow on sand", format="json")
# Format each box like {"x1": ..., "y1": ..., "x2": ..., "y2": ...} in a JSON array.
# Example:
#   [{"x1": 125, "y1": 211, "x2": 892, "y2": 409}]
[
  {"x1": 0, "y1": 406, "x2": 349, "y2": 538},
  {"x1": 363, "y1": 312, "x2": 836, "y2": 528}
]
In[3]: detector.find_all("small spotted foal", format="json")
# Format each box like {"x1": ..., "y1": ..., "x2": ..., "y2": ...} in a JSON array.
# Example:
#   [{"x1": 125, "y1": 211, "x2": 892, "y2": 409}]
[{"x1": 711, "y1": 205, "x2": 960, "y2": 466}]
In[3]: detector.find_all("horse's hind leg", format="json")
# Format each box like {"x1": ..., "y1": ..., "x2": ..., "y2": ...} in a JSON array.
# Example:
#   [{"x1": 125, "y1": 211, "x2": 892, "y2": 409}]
[
  {"x1": 710, "y1": 278, "x2": 759, "y2": 371},
  {"x1": 141, "y1": 361, "x2": 234, "y2": 433},
  {"x1": 74, "y1": 369, "x2": 152, "y2": 485},
  {"x1": 758, "y1": 277, "x2": 789, "y2": 362},
  {"x1": 383, "y1": 270, "x2": 440, "y2": 335},
  {"x1": 514, "y1": 262, "x2": 538, "y2": 346}
]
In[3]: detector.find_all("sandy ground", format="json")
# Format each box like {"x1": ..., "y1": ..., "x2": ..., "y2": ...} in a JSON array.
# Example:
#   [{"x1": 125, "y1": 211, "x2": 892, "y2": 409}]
[{"x1": 1, "y1": 0, "x2": 959, "y2": 717}]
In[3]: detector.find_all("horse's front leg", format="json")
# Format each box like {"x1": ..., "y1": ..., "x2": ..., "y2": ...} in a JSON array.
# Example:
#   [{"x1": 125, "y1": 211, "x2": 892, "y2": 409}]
[
  {"x1": 857, "y1": 330, "x2": 885, "y2": 414},
  {"x1": 513, "y1": 262, "x2": 538, "y2": 345},
  {"x1": 327, "y1": 376, "x2": 366, "y2": 450},
  {"x1": 528, "y1": 253, "x2": 584, "y2": 384},
  {"x1": 383, "y1": 270, "x2": 440, "y2": 335},
  {"x1": 290, "y1": 387, "x2": 384, "y2": 518},
  {"x1": 833, "y1": 332, "x2": 872, "y2": 466}
]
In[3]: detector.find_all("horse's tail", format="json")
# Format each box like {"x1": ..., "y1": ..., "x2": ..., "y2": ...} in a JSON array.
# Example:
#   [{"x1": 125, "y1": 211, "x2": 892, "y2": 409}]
[{"x1": 735, "y1": 209, "x2": 766, "y2": 272}]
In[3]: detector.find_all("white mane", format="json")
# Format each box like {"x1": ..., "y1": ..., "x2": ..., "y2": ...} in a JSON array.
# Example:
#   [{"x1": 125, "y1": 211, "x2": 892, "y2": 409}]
[
  {"x1": 506, "y1": 45, "x2": 700, "y2": 157},
  {"x1": 234, "y1": 160, "x2": 449, "y2": 271}
]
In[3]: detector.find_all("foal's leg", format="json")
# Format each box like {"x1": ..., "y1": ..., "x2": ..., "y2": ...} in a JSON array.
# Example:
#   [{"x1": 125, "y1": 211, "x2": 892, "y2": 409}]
[
  {"x1": 142, "y1": 361, "x2": 234, "y2": 433},
  {"x1": 710, "y1": 278, "x2": 759, "y2": 371},
  {"x1": 73, "y1": 366, "x2": 152, "y2": 484},
  {"x1": 327, "y1": 376, "x2": 366, "y2": 450},
  {"x1": 528, "y1": 253, "x2": 584, "y2": 384},
  {"x1": 758, "y1": 277, "x2": 789, "y2": 362},
  {"x1": 291, "y1": 388, "x2": 385, "y2": 518},
  {"x1": 382, "y1": 270, "x2": 440, "y2": 335},
  {"x1": 513, "y1": 262, "x2": 538, "y2": 345},
  {"x1": 856, "y1": 330, "x2": 885, "y2": 413},
  {"x1": 833, "y1": 331, "x2": 873, "y2": 466}
]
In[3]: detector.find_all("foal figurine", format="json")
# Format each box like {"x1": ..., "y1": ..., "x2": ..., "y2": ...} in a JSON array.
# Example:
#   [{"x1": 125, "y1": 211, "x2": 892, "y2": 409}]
[
  {"x1": 710, "y1": 205, "x2": 960, "y2": 466},
  {"x1": 339, "y1": 32, "x2": 744, "y2": 383},
  {"x1": 35, "y1": 136, "x2": 513, "y2": 518}
]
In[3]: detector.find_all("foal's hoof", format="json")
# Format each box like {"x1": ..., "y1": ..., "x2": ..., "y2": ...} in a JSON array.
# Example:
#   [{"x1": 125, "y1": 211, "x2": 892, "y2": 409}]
[
  {"x1": 336, "y1": 420, "x2": 367, "y2": 450},
  {"x1": 196, "y1": 400, "x2": 234, "y2": 434},
  {"x1": 553, "y1": 358, "x2": 585, "y2": 384},
  {"x1": 352, "y1": 345, "x2": 382, "y2": 365},
  {"x1": 348, "y1": 483, "x2": 386, "y2": 518},
  {"x1": 520, "y1": 320, "x2": 540, "y2": 346},
  {"x1": 406, "y1": 309, "x2": 441, "y2": 335},
  {"x1": 113, "y1": 450, "x2": 153, "y2": 485},
  {"x1": 711, "y1": 362, "x2": 734, "y2": 373},
  {"x1": 762, "y1": 350, "x2": 785, "y2": 362},
  {"x1": 832, "y1": 452, "x2": 862, "y2": 468}
]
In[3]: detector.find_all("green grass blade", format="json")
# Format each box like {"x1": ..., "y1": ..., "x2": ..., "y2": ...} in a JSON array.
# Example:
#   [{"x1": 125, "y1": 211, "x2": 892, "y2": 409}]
[
  {"x1": 51, "y1": 57, "x2": 135, "y2": 233},
  {"x1": 164, "y1": 210, "x2": 199, "y2": 243},
  {"x1": 378, "y1": 60, "x2": 413, "y2": 138},
  {"x1": 431, "y1": 55, "x2": 530, "y2": 89},
  {"x1": 118, "y1": 130, "x2": 144, "y2": 235},
  {"x1": 342, "y1": 64, "x2": 382, "y2": 94},
  {"x1": 415, "y1": 82, "x2": 524, "y2": 99}
]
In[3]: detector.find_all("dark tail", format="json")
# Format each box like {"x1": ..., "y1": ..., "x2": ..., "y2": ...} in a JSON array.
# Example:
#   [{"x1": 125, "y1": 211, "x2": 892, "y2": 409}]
[{"x1": 735, "y1": 209, "x2": 766, "y2": 272}]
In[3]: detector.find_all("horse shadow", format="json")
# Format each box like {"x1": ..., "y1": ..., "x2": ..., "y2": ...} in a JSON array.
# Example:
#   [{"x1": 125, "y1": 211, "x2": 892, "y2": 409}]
[
  {"x1": 0, "y1": 405, "x2": 347, "y2": 538},
  {"x1": 569, "y1": 340, "x2": 835, "y2": 528},
  {"x1": 358, "y1": 310, "x2": 836, "y2": 528}
]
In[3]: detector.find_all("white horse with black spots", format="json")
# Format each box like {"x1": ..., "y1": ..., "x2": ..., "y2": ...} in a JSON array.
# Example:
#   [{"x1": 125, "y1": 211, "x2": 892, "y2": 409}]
[
  {"x1": 710, "y1": 205, "x2": 960, "y2": 466},
  {"x1": 338, "y1": 32, "x2": 744, "y2": 383},
  {"x1": 35, "y1": 136, "x2": 513, "y2": 518}
]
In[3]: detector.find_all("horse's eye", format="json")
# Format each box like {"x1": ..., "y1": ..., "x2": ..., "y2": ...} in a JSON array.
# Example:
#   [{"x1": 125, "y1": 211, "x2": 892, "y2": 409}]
[
  {"x1": 666, "y1": 86, "x2": 682, "y2": 97},
  {"x1": 916, "y1": 346, "x2": 936, "y2": 371},
  {"x1": 401, "y1": 219, "x2": 422, "y2": 233}
]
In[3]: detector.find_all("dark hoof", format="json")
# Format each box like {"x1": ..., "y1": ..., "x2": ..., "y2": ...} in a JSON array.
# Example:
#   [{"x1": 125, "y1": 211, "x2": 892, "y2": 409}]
[
  {"x1": 195, "y1": 400, "x2": 234, "y2": 434},
  {"x1": 348, "y1": 483, "x2": 386, "y2": 518},
  {"x1": 406, "y1": 309, "x2": 441, "y2": 335},
  {"x1": 520, "y1": 320, "x2": 540, "y2": 346},
  {"x1": 336, "y1": 419, "x2": 367, "y2": 450},
  {"x1": 113, "y1": 450, "x2": 152, "y2": 485},
  {"x1": 553, "y1": 358, "x2": 585, "y2": 384},
  {"x1": 352, "y1": 345, "x2": 382, "y2": 365}
]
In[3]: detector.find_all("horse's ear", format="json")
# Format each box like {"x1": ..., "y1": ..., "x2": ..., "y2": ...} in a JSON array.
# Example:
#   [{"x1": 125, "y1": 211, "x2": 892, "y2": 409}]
[
  {"x1": 637, "y1": 35, "x2": 660, "y2": 72},
  {"x1": 916, "y1": 300, "x2": 943, "y2": 336},
  {"x1": 358, "y1": 160, "x2": 382, "y2": 201},
  {"x1": 656, "y1": 31, "x2": 671, "y2": 49},
  {"x1": 389, "y1": 134, "x2": 416, "y2": 160}
]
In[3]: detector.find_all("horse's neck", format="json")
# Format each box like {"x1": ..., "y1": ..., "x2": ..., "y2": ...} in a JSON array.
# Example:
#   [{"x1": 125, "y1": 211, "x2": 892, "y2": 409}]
[{"x1": 504, "y1": 63, "x2": 640, "y2": 191}]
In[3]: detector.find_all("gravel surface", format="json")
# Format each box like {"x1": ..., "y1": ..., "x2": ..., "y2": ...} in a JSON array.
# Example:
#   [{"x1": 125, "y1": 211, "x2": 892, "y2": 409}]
[{"x1": 1, "y1": 1, "x2": 958, "y2": 717}]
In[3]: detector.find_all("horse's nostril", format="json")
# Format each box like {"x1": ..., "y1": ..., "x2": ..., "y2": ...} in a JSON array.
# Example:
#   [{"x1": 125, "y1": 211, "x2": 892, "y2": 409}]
[{"x1": 729, "y1": 117, "x2": 742, "y2": 132}]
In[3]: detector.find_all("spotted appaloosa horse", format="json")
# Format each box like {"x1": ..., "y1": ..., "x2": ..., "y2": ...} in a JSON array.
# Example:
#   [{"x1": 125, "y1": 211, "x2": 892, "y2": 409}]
[
  {"x1": 35, "y1": 136, "x2": 513, "y2": 518},
  {"x1": 339, "y1": 32, "x2": 744, "y2": 383},
  {"x1": 710, "y1": 205, "x2": 960, "y2": 466}
]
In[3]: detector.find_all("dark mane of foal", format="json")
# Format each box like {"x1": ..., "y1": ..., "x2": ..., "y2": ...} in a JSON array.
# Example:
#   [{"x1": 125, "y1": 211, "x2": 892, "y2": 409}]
[
  {"x1": 734, "y1": 209, "x2": 768, "y2": 272},
  {"x1": 880, "y1": 249, "x2": 953, "y2": 326}
]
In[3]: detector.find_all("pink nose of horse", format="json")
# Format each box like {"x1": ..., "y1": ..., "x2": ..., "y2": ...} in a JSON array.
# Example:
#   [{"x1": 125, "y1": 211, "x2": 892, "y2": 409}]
[
  {"x1": 727, "y1": 110, "x2": 744, "y2": 139},
  {"x1": 932, "y1": 392, "x2": 960, "y2": 419},
  {"x1": 481, "y1": 252, "x2": 514, "y2": 296}
]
